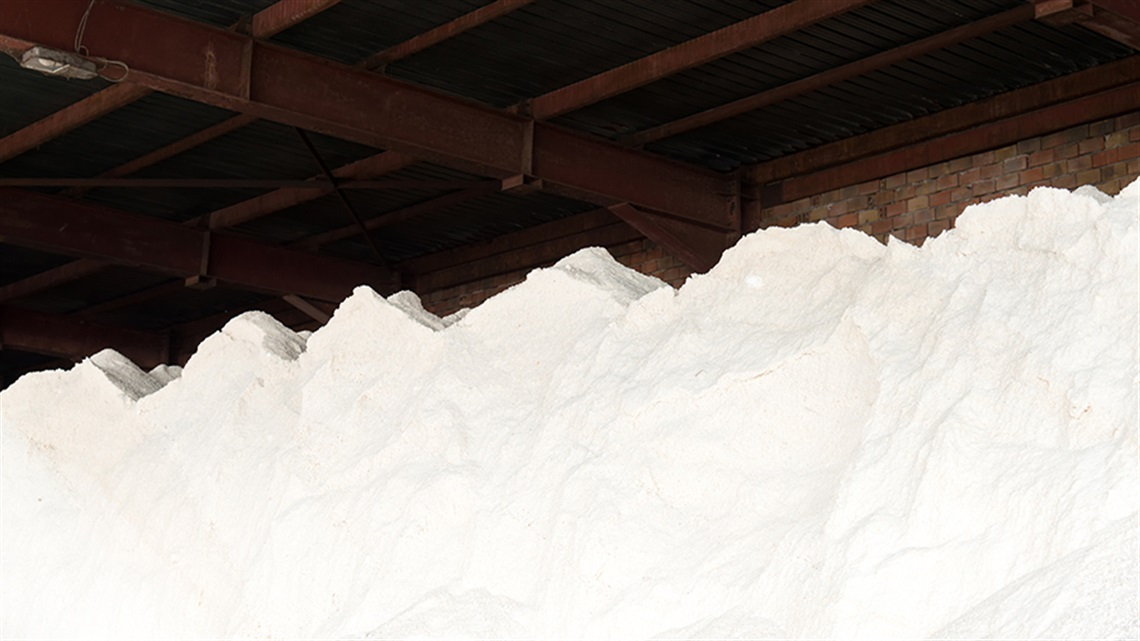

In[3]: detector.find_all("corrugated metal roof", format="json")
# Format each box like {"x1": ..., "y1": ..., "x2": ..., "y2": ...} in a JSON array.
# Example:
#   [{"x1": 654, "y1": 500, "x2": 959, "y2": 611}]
[
  {"x1": 324, "y1": 189, "x2": 601, "y2": 262},
  {"x1": 551, "y1": 0, "x2": 1019, "y2": 138},
  {"x1": 1, "y1": 92, "x2": 238, "y2": 180},
  {"x1": 91, "y1": 283, "x2": 272, "y2": 330},
  {"x1": 548, "y1": 0, "x2": 1133, "y2": 171},
  {"x1": 270, "y1": 0, "x2": 495, "y2": 65},
  {"x1": 0, "y1": 53, "x2": 112, "y2": 137},
  {"x1": 76, "y1": 120, "x2": 383, "y2": 222},
  {"x1": 133, "y1": 0, "x2": 279, "y2": 28},
  {"x1": 1, "y1": 244, "x2": 75, "y2": 286},
  {"x1": 226, "y1": 161, "x2": 485, "y2": 246},
  {"x1": 385, "y1": 0, "x2": 790, "y2": 107},
  {"x1": 12, "y1": 265, "x2": 175, "y2": 315},
  {"x1": 642, "y1": 18, "x2": 1133, "y2": 170},
  {"x1": 267, "y1": 1, "x2": 790, "y2": 107}
]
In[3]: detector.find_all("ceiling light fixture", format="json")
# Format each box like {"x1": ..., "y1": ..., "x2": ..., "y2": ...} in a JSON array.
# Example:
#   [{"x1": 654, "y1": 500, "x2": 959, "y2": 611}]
[{"x1": 20, "y1": 46, "x2": 99, "y2": 80}]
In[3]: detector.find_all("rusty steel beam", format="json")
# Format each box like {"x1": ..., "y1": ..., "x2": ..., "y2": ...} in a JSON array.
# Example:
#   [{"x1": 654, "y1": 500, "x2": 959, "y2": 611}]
[
  {"x1": 1032, "y1": 0, "x2": 1092, "y2": 21},
  {"x1": 64, "y1": 114, "x2": 259, "y2": 197},
  {"x1": 0, "y1": 153, "x2": 418, "y2": 304},
  {"x1": 281, "y1": 294, "x2": 332, "y2": 323},
  {"x1": 0, "y1": 83, "x2": 151, "y2": 163},
  {"x1": 607, "y1": 203, "x2": 735, "y2": 273},
  {"x1": 0, "y1": 0, "x2": 734, "y2": 227},
  {"x1": 75, "y1": 279, "x2": 185, "y2": 318},
  {"x1": 1092, "y1": 0, "x2": 1140, "y2": 23},
  {"x1": 58, "y1": 0, "x2": 343, "y2": 195},
  {"x1": 1082, "y1": 2, "x2": 1140, "y2": 49},
  {"x1": 362, "y1": 0, "x2": 533, "y2": 70},
  {"x1": 531, "y1": 127, "x2": 736, "y2": 228},
  {"x1": 1035, "y1": 0, "x2": 1140, "y2": 48},
  {"x1": 252, "y1": 0, "x2": 343, "y2": 38},
  {"x1": 748, "y1": 56, "x2": 1140, "y2": 186},
  {"x1": 0, "y1": 0, "x2": 359, "y2": 317},
  {"x1": 292, "y1": 179, "x2": 519, "y2": 250},
  {"x1": 2, "y1": 176, "x2": 495, "y2": 190},
  {"x1": 524, "y1": 0, "x2": 872, "y2": 121},
  {"x1": 624, "y1": 5, "x2": 1037, "y2": 146},
  {"x1": 206, "y1": 150, "x2": 417, "y2": 228},
  {"x1": 0, "y1": 258, "x2": 105, "y2": 303},
  {"x1": 0, "y1": 188, "x2": 394, "y2": 301},
  {"x1": 59, "y1": 0, "x2": 526, "y2": 202},
  {"x1": 1, "y1": 306, "x2": 169, "y2": 368},
  {"x1": 760, "y1": 81, "x2": 1139, "y2": 207},
  {"x1": 0, "y1": 0, "x2": 338, "y2": 167}
]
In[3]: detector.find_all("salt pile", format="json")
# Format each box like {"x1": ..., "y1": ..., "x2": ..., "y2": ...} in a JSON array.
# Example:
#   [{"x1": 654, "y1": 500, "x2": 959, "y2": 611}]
[{"x1": 2, "y1": 180, "x2": 1138, "y2": 639}]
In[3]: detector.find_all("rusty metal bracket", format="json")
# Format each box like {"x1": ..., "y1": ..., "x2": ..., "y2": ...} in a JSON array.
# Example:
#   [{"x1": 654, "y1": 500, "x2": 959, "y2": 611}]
[{"x1": 186, "y1": 228, "x2": 216, "y2": 289}]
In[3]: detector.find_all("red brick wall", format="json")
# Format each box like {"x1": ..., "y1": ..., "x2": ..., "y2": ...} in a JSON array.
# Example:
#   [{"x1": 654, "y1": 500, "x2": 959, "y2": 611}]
[
  {"x1": 420, "y1": 112, "x2": 1138, "y2": 318},
  {"x1": 753, "y1": 112, "x2": 1139, "y2": 244},
  {"x1": 419, "y1": 274, "x2": 521, "y2": 318},
  {"x1": 609, "y1": 237, "x2": 692, "y2": 288}
]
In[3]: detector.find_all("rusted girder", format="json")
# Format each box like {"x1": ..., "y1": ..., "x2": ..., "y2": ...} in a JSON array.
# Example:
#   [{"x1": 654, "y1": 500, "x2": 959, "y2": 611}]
[
  {"x1": 1092, "y1": 0, "x2": 1140, "y2": 23},
  {"x1": 75, "y1": 279, "x2": 185, "y2": 318},
  {"x1": 624, "y1": 5, "x2": 1038, "y2": 147},
  {"x1": 1083, "y1": 1, "x2": 1140, "y2": 49},
  {"x1": 291, "y1": 178, "x2": 523, "y2": 250},
  {"x1": 1033, "y1": 0, "x2": 1139, "y2": 48},
  {"x1": 524, "y1": 0, "x2": 873, "y2": 120},
  {"x1": 0, "y1": 188, "x2": 395, "y2": 301},
  {"x1": 0, "y1": 0, "x2": 341, "y2": 165},
  {"x1": 0, "y1": 177, "x2": 500, "y2": 190},
  {"x1": 0, "y1": 151, "x2": 418, "y2": 304},
  {"x1": 0, "y1": 83, "x2": 150, "y2": 163},
  {"x1": 607, "y1": 203, "x2": 736, "y2": 273},
  {"x1": 252, "y1": 0, "x2": 343, "y2": 38},
  {"x1": 64, "y1": 0, "x2": 527, "y2": 198},
  {"x1": 0, "y1": 0, "x2": 735, "y2": 229},
  {"x1": 362, "y1": 0, "x2": 534, "y2": 70},
  {"x1": 0, "y1": 258, "x2": 105, "y2": 303},
  {"x1": 205, "y1": 151, "x2": 417, "y2": 229},
  {"x1": 282, "y1": 294, "x2": 333, "y2": 323},
  {"x1": 62, "y1": 114, "x2": 257, "y2": 197}
]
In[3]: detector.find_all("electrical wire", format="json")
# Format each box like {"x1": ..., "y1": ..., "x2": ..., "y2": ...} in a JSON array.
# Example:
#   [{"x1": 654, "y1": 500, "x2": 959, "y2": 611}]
[
  {"x1": 74, "y1": 0, "x2": 130, "y2": 83},
  {"x1": 94, "y1": 58, "x2": 129, "y2": 82},
  {"x1": 74, "y1": 0, "x2": 95, "y2": 55}
]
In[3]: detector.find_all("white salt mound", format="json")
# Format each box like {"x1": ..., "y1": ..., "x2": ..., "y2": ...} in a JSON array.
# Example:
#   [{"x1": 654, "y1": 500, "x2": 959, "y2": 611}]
[{"x1": 2, "y1": 180, "x2": 1137, "y2": 639}]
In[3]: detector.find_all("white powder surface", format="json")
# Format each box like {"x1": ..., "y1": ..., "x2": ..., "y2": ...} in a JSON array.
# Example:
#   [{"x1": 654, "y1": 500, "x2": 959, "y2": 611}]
[{"x1": 2, "y1": 180, "x2": 1137, "y2": 639}]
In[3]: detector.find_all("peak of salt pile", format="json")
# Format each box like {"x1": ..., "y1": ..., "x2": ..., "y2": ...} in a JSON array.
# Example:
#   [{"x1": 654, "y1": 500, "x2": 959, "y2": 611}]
[{"x1": 2, "y1": 180, "x2": 1137, "y2": 639}]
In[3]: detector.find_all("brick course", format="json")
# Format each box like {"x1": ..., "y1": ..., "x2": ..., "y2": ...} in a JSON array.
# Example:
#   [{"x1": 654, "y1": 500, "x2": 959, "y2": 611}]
[
  {"x1": 420, "y1": 112, "x2": 1139, "y2": 317},
  {"x1": 749, "y1": 113, "x2": 1138, "y2": 245}
]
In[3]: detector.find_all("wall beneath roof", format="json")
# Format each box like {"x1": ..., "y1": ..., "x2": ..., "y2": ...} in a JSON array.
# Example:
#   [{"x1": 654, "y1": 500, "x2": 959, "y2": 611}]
[
  {"x1": 752, "y1": 112, "x2": 1140, "y2": 243},
  {"x1": 419, "y1": 111, "x2": 1139, "y2": 318}
]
